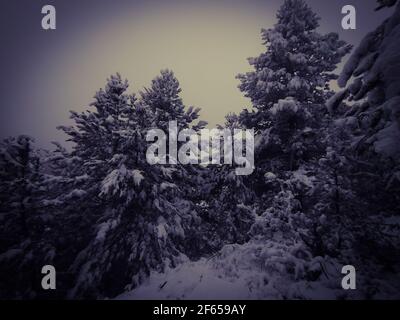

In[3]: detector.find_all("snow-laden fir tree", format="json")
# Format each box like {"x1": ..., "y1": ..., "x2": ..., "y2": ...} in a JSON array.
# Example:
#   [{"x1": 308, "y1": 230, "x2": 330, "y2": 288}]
[
  {"x1": 336, "y1": 0, "x2": 400, "y2": 201},
  {"x1": 238, "y1": 0, "x2": 351, "y2": 112},
  {"x1": 238, "y1": 0, "x2": 351, "y2": 165},
  {"x1": 0, "y1": 136, "x2": 57, "y2": 298},
  {"x1": 331, "y1": 1, "x2": 400, "y2": 263},
  {"x1": 56, "y1": 71, "x2": 206, "y2": 298},
  {"x1": 0, "y1": 136, "x2": 39, "y2": 238},
  {"x1": 236, "y1": 0, "x2": 352, "y2": 255},
  {"x1": 198, "y1": 113, "x2": 256, "y2": 250}
]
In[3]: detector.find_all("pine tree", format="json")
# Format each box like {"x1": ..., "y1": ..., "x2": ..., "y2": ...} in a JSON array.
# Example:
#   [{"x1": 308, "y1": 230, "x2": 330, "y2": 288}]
[
  {"x1": 0, "y1": 136, "x2": 38, "y2": 238},
  {"x1": 0, "y1": 136, "x2": 56, "y2": 298},
  {"x1": 337, "y1": 1, "x2": 400, "y2": 206},
  {"x1": 333, "y1": 1, "x2": 400, "y2": 263},
  {"x1": 57, "y1": 72, "x2": 206, "y2": 298},
  {"x1": 140, "y1": 70, "x2": 205, "y2": 132},
  {"x1": 238, "y1": 0, "x2": 351, "y2": 168},
  {"x1": 238, "y1": 0, "x2": 351, "y2": 113},
  {"x1": 236, "y1": 0, "x2": 351, "y2": 255},
  {"x1": 200, "y1": 114, "x2": 256, "y2": 249}
]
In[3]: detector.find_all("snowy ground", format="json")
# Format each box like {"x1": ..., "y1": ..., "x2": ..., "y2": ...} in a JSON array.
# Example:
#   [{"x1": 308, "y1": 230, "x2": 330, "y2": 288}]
[
  {"x1": 116, "y1": 242, "x2": 347, "y2": 300},
  {"x1": 116, "y1": 258, "x2": 251, "y2": 300},
  {"x1": 116, "y1": 240, "x2": 400, "y2": 300}
]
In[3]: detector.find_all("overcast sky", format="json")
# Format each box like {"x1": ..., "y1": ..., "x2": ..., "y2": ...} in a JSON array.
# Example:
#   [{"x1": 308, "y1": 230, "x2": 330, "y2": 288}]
[{"x1": 0, "y1": 0, "x2": 395, "y2": 147}]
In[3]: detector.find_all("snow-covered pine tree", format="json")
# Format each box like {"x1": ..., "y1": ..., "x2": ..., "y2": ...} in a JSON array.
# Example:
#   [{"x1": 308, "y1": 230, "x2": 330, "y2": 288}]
[
  {"x1": 236, "y1": 0, "x2": 352, "y2": 255},
  {"x1": 36, "y1": 141, "x2": 102, "y2": 296},
  {"x1": 199, "y1": 114, "x2": 256, "y2": 250},
  {"x1": 302, "y1": 123, "x2": 358, "y2": 257},
  {"x1": 0, "y1": 136, "x2": 39, "y2": 239},
  {"x1": 140, "y1": 70, "x2": 206, "y2": 132},
  {"x1": 60, "y1": 71, "x2": 206, "y2": 298},
  {"x1": 139, "y1": 70, "x2": 209, "y2": 259},
  {"x1": 333, "y1": 1, "x2": 400, "y2": 263},
  {"x1": 0, "y1": 136, "x2": 56, "y2": 298},
  {"x1": 337, "y1": 1, "x2": 400, "y2": 209},
  {"x1": 238, "y1": 0, "x2": 351, "y2": 170}
]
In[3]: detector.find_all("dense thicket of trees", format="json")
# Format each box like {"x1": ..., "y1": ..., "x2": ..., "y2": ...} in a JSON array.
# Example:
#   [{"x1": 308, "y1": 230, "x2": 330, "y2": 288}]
[{"x1": 1, "y1": 0, "x2": 399, "y2": 299}]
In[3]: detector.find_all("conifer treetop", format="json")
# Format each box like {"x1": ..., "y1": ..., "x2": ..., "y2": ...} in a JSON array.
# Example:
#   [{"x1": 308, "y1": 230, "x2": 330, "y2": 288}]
[{"x1": 238, "y1": 0, "x2": 352, "y2": 111}]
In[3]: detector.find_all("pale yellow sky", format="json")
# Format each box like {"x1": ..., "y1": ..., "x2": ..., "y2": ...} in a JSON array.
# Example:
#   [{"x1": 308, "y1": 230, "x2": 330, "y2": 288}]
[
  {"x1": 28, "y1": 2, "x2": 270, "y2": 138},
  {"x1": 1, "y1": 0, "x2": 393, "y2": 147}
]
